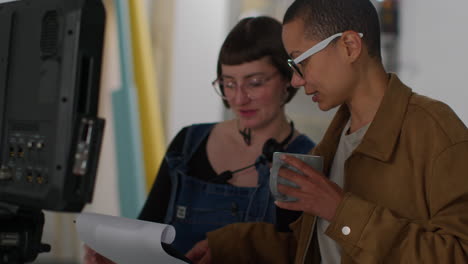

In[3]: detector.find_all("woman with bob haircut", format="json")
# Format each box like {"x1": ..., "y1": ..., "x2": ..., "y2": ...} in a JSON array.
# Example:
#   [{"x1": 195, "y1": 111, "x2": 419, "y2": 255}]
[{"x1": 85, "y1": 16, "x2": 315, "y2": 263}]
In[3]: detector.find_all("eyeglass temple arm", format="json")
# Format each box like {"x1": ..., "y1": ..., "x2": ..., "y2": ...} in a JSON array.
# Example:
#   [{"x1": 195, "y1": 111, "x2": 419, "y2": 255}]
[{"x1": 293, "y1": 32, "x2": 364, "y2": 64}]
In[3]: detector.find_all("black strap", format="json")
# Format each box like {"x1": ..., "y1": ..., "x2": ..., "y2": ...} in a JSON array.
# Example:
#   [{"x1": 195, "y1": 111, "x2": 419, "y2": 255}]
[
  {"x1": 212, "y1": 121, "x2": 295, "y2": 183},
  {"x1": 280, "y1": 121, "x2": 295, "y2": 148}
]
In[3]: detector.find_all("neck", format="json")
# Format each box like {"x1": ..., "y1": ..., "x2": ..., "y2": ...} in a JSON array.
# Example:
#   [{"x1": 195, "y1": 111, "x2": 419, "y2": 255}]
[
  {"x1": 237, "y1": 112, "x2": 290, "y2": 147},
  {"x1": 346, "y1": 63, "x2": 388, "y2": 133}
]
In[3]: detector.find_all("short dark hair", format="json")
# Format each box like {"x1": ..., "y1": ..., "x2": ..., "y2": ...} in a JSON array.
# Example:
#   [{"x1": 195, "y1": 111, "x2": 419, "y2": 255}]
[
  {"x1": 283, "y1": 0, "x2": 382, "y2": 60},
  {"x1": 217, "y1": 16, "x2": 298, "y2": 108}
]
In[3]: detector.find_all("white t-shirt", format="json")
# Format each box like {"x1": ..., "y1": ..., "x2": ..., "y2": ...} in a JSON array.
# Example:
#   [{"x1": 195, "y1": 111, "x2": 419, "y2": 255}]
[{"x1": 318, "y1": 120, "x2": 371, "y2": 264}]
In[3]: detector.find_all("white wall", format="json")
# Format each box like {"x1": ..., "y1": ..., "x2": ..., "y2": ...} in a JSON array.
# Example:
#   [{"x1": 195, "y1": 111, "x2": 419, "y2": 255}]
[
  {"x1": 398, "y1": 0, "x2": 468, "y2": 126},
  {"x1": 168, "y1": 0, "x2": 231, "y2": 140}
]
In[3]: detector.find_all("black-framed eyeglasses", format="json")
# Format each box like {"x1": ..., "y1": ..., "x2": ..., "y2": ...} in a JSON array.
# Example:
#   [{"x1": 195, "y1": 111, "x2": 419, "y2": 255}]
[{"x1": 287, "y1": 32, "x2": 363, "y2": 78}]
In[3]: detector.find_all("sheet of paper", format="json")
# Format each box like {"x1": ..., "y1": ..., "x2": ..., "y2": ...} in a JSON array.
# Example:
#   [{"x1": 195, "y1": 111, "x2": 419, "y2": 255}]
[{"x1": 76, "y1": 212, "x2": 187, "y2": 264}]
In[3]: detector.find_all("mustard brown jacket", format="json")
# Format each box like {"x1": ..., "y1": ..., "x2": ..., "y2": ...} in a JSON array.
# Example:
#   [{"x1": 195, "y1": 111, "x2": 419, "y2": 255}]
[{"x1": 206, "y1": 74, "x2": 468, "y2": 263}]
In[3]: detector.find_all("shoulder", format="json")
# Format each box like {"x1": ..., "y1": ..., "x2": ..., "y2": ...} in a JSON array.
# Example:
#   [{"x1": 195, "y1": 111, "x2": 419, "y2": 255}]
[
  {"x1": 406, "y1": 94, "x2": 468, "y2": 144},
  {"x1": 295, "y1": 133, "x2": 316, "y2": 146},
  {"x1": 179, "y1": 122, "x2": 219, "y2": 138},
  {"x1": 207, "y1": 120, "x2": 236, "y2": 139},
  {"x1": 186, "y1": 122, "x2": 218, "y2": 132},
  {"x1": 167, "y1": 122, "x2": 219, "y2": 152},
  {"x1": 287, "y1": 133, "x2": 316, "y2": 154}
]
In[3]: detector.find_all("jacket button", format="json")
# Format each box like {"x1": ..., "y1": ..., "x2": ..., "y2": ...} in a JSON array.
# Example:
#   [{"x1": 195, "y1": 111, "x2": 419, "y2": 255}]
[{"x1": 342, "y1": 226, "x2": 351, "y2": 236}]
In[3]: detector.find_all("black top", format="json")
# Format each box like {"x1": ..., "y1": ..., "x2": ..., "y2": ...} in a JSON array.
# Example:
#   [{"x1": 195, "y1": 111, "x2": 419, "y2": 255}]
[{"x1": 138, "y1": 127, "x2": 301, "y2": 232}]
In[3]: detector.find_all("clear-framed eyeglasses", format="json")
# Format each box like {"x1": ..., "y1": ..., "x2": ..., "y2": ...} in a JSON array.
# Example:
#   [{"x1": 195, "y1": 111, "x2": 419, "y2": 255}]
[
  {"x1": 212, "y1": 71, "x2": 279, "y2": 100},
  {"x1": 287, "y1": 32, "x2": 364, "y2": 78}
]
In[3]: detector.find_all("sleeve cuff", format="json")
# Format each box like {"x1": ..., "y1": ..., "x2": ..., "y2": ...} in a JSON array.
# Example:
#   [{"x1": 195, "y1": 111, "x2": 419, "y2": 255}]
[{"x1": 325, "y1": 192, "x2": 376, "y2": 248}]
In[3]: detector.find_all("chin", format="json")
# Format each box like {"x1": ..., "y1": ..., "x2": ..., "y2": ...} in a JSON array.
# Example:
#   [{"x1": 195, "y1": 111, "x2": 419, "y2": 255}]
[
  {"x1": 238, "y1": 118, "x2": 258, "y2": 128},
  {"x1": 241, "y1": 118, "x2": 272, "y2": 130},
  {"x1": 317, "y1": 102, "x2": 330, "y2": 111},
  {"x1": 317, "y1": 102, "x2": 337, "y2": 112}
]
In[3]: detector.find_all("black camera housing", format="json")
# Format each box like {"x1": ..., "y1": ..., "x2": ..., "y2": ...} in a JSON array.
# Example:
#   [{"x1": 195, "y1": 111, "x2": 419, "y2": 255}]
[
  {"x1": 0, "y1": 0, "x2": 105, "y2": 212},
  {"x1": 0, "y1": 0, "x2": 106, "y2": 262}
]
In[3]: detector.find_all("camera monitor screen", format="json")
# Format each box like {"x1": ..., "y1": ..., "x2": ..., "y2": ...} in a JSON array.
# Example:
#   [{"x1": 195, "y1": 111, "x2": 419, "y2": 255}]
[{"x1": 0, "y1": 0, "x2": 105, "y2": 212}]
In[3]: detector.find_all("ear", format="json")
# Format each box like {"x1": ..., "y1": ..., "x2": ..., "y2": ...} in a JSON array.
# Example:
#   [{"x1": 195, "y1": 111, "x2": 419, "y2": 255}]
[
  {"x1": 281, "y1": 84, "x2": 290, "y2": 104},
  {"x1": 281, "y1": 77, "x2": 291, "y2": 95},
  {"x1": 340, "y1": 31, "x2": 363, "y2": 63}
]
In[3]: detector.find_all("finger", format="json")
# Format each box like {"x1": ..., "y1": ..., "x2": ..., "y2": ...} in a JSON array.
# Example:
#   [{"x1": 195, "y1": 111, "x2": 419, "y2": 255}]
[
  {"x1": 281, "y1": 155, "x2": 322, "y2": 180},
  {"x1": 95, "y1": 255, "x2": 107, "y2": 264},
  {"x1": 186, "y1": 242, "x2": 206, "y2": 262},
  {"x1": 83, "y1": 249, "x2": 97, "y2": 264},
  {"x1": 84, "y1": 246, "x2": 102, "y2": 264},
  {"x1": 277, "y1": 182, "x2": 304, "y2": 198},
  {"x1": 83, "y1": 255, "x2": 93, "y2": 264},
  {"x1": 186, "y1": 248, "x2": 204, "y2": 262},
  {"x1": 199, "y1": 249, "x2": 212, "y2": 264},
  {"x1": 185, "y1": 244, "x2": 198, "y2": 259},
  {"x1": 84, "y1": 245, "x2": 95, "y2": 256},
  {"x1": 278, "y1": 167, "x2": 308, "y2": 187},
  {"x1": 275, "y1": 183, "x2": 308, "y2": 212}
]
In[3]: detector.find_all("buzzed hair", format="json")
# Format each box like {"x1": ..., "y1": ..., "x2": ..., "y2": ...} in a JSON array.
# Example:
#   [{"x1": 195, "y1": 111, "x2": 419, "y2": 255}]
[{"x1": 284, "y1": 0, "x2": 382, "y2": 60}]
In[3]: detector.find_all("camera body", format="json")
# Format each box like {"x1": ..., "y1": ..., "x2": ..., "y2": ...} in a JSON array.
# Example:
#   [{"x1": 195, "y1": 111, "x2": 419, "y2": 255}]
[
  {"x1": 0, "y1": 0, "x2": 105, "y2": 213},
  {"x1": 0, "y1": 0, "x2": 106, "y2": 262}
]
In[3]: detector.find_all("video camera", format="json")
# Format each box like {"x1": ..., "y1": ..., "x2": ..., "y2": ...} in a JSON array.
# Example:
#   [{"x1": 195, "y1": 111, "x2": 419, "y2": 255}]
[{"x1": 0, "y1": 0, "x2": 106, "y2": 262}]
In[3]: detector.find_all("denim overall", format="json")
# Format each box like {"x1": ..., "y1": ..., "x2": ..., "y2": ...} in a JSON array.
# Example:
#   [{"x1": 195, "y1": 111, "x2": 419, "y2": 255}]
[{"x1": 164, "y1": 123, "x2": 315, "y2": 253}]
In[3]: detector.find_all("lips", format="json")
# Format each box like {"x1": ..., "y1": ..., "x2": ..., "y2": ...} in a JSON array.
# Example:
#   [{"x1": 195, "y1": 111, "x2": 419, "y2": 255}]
[
  {"x1": 311, "y1": 92, "x2": 319, "y2": 102},
  {"x1": 239, "y1": 109, "x2": 257, "y2": 118}
]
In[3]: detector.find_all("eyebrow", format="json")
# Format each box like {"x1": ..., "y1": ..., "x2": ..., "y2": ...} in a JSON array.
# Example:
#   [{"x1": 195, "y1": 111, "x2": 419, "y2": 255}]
[{"x1": 221, "y1": 72, "x2": 267, "y2": 80}]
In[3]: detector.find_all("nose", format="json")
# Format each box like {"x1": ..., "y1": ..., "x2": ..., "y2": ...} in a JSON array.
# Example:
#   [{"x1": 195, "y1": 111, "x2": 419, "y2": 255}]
[
  {"x1": 290, "y1": 73, "x2": 306, "y2": 88},
  {"x1": 232, "y1": 86, "x2": 251, "y2": 105}
]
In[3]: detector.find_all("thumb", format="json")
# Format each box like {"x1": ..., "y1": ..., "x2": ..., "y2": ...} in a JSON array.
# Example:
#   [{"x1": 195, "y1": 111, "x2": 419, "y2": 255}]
[
  {"x1": 186, "y1": 240, "x2": 207, "y2": 261},
  {"x1": 199, "y1": 249, "x2": 212, "y2": 264}
]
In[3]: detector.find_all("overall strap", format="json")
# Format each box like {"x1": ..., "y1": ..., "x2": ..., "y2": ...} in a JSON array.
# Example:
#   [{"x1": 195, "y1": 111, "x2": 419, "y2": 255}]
[
  {"x1": 181, "y1": 123, "x2": 216, "y2": 163},
  {"x1": 163, "y1": 123, "x2": 215, "y2": 224}
]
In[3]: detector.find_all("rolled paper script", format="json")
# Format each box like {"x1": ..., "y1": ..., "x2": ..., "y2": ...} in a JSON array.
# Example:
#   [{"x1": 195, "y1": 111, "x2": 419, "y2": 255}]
[{"x1": 76, "y1": 212, "x2": 186, "y2": 264}]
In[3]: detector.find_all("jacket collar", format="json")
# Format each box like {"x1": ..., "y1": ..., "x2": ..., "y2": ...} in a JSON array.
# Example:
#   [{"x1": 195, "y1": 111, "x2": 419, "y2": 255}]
[{"x1": 314, "y1": 74, "x2": 413, "y2": 166}]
